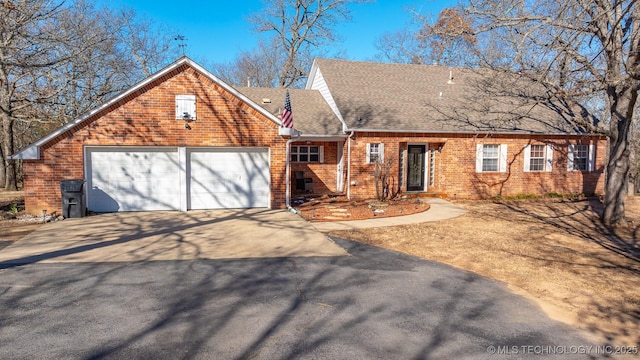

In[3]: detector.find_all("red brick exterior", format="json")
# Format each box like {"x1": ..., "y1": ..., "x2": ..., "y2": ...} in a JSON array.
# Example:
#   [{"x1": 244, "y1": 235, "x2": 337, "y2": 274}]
[
  {"x1": 343, "y1": 132, "x2": 606, "y2": 200},
  {"x1": 22, "y1": 63, "x2": 607, "y2": 214},
  {"x1": 23, "y1": 64, "x2": 287, "y2": 215},
  {"x1": 290, "y1": 141, "x2": 340, "y2": 194}
]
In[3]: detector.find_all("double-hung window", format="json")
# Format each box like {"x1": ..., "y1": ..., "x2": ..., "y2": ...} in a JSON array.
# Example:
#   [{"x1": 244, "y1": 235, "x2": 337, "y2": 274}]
[
  {"x1": 568, "y1": 144, "x2": 594, "y2": 171},
  {"x1": 366, "y1": 143, "x2": 384, "y2": 164},
  {"x1": 291, "y1": 146, "x2": 323, "y2": 163},
  {"x1": 476, "y1": 144, "x2": 507, "y2": 173},
  {"x1": 524, "y1": 144, "x2": 553, "y2": 172}
]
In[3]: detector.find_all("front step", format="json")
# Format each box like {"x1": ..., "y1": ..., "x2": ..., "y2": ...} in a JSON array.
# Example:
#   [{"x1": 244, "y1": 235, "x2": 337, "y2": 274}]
[{"x1": 403, "y1": 192, "x2": 448, "y2": 199}]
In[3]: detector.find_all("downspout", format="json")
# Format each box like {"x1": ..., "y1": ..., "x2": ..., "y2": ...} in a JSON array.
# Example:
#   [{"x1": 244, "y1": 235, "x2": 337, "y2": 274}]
[
  {"x1": 286, "y1": 137, "x2": 300, "y2": 213},
  {"x1": 346, "y1": 131, "x2": 354, "y2": 200}
]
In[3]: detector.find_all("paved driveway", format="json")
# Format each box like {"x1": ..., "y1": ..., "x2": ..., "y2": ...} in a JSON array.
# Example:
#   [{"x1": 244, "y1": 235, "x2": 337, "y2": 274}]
[
  {"x1": 0, "y1": 210, "x2": 346, "y2": 266},
  {"x1": 0, "y1": 238, "x2": 602, "y2": 359}
]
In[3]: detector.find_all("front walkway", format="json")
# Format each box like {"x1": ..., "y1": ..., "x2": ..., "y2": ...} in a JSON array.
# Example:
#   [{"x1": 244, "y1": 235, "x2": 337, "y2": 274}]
[{"x1": 311, "y1": 198, "x2": 466, "y2": 232}]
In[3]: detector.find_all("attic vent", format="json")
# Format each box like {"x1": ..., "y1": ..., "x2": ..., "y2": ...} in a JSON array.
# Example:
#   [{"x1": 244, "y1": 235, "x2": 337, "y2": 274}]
[
  {"x1": 262, "y1": 98, "x2": 271, "y2": 104},
  {"x1": 447, "y1": 70, "x2": 454, "y2": 84},
  {"x1": 176, "y1": 95, "x2": 196, "y2": 120}
]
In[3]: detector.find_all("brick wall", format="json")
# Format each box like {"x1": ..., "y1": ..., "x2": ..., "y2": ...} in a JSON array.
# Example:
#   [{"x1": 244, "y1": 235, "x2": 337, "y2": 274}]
[
  {"x1": 344, "y1": 132, "x2": 606, "y2": 200},
  {"x1": 290, "y1": 141, "x2": 341, "y2": 195},
  {"x1": 23, "y1": 64, "x2": 287, "y2": 215}
]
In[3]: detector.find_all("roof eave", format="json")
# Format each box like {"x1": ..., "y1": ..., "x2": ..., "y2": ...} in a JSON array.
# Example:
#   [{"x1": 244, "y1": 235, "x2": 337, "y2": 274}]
[{"x1": 345, "y1": 127, "x2": 604, "y2": 137}]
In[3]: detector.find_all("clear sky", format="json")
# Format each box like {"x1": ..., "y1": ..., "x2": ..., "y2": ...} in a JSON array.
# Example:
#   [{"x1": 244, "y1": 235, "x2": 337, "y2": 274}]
[{"x1": 105, "y1": 0, "x2": 454, "y2": 65}]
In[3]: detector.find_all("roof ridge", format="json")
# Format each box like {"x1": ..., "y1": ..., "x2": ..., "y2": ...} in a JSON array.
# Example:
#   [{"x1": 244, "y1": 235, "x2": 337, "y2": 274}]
[{"x1": 314, "y1": 57, "x2": 470, "y2": 70}]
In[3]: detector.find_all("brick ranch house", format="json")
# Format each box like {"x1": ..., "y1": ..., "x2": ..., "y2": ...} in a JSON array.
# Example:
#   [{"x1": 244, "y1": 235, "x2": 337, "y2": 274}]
[{"x1": 12, "y1": 56, "x2": 605, "y2": 215}]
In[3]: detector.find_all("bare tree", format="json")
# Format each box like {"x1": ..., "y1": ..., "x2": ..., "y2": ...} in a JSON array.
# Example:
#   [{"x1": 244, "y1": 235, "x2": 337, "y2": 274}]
[
  {"x1": 118, "y1": 8, "x2": 180, "y2": 78},
  {"x1": 375, "y1": 28, "x2": 427, "y2": 64},
  {"x1": 375, "y1": 6, "x2": 478, "y2": 66},
  {"x1": 0, "y1": 0, "x2": 112, "y2": 190},
  {"x1": 0, "y1": 0, "x2": 178, "y2": 190},
  {"x1": 249, "y1": 0, "x2": 368, "y2": 88},
  {"x1": 465, "y1": 0, "x2": 639, "y2": 225},
  {"x1": 416, "y1": 7, "x2": 477, "y2": 66},
  {"x1": 211, "y1": 38, "x2": 284, "y2": 88}
]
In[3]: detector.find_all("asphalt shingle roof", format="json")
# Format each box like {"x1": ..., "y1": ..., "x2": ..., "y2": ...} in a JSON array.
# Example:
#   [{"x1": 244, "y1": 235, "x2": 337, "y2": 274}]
[
  {"x1": 313, "y1": 58, "x2": 595, "y2": 134},
  {"x1": 236, "y1": 87, "x2": 343, "y2": 136}
]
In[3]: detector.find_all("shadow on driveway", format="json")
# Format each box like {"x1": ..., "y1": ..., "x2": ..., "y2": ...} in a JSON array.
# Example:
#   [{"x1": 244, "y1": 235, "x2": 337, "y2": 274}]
[
  {"x1": 0, "y1": 237, "x2": 604, "y2": 359},
  {"x1": 0, "y1": 209, "x2": 346, "y2": 268}
]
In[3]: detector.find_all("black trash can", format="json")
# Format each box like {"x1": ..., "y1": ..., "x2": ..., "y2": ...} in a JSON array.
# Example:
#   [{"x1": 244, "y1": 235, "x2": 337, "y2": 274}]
[{"x1": 60, "y1": 179, "x2": 86, "y2": 218}]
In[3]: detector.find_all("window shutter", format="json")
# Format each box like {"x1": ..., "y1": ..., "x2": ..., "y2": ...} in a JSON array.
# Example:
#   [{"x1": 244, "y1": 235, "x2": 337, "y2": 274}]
[
  {"x1": 176, "y1": 95, "x2": 196, "y2": 119},
  {"x1": 379, "y1": 143, "x2": 385, "y2": 162},
  {"x1": 365, "y1": 143, "x2": 371, "y2": 164},
  {"x1": 567, "y1": 144, "x2": 575, "y2": 171},
  {"x1": 499, "y1": 144, "x2": 508, "y2": 173},
  {"x1": 545, "y1": 144, "x2": 554, "y2": 172},
  {"x1": 319, "y1": 146, "x2": 325, "y2": 163},
  {"x1": 523, "y1": 144, "x2": 531, "y2": 172},
  {"x1": 588, "y1": 144, "x2": 595, "y2": 171},
  {"x1": 476, "y1": 144, "x2": 484, "y2": 173}
]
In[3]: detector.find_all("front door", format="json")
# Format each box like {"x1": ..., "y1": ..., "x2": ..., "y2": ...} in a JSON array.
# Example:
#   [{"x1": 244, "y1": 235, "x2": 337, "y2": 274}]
[{"x1": 406, "y1": 145, "x2": 426, "y2": 191}]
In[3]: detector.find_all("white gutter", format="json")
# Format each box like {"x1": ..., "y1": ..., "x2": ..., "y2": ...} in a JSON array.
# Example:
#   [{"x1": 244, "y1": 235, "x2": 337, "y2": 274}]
[
  {"x1": 285, "y1": 137, "x2": 299, "y2": 212},
  {"x1": 342, "y1": 127, "x2": 603, "y2": 137},
  {"x1": 346, "y1": 131, "x2": 354, "y2": 200}
]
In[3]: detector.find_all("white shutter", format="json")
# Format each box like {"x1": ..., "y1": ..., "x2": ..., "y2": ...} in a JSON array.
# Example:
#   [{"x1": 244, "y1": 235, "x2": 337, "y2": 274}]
[
  {"x1": 365, "y1": 143, "x2": 371, "y2": 164},
  {"x1": 567, "y1": 144, "x2": 575, "y2": 171},
  {"x1": 476, "y1": 144, "x2": 484, "y2": 173},
  {"x1": 176, "y1": 95, "x2": 196, "y2": 119},
  {"x1": 523, "y1": 144, "x2": 531, "y2": 172},
  {"x1": 545, "y1": 144, "x2": 553, "y2": 172},
  {"x1": 499, "y1": 144, "x2": 508, "y2": 173},
  {"x1": 319, "y1": 146, "x2": 325, "y2": 163},
  {"x1": 588, "y1": 144, "x2": 595, "y2": 171},
  {"x1": 379, "y1": 143, "x2": 385, "y2": 162}
]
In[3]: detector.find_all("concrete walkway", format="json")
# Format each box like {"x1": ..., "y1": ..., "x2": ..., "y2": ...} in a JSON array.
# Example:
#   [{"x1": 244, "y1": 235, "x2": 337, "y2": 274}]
[{"x1": 311, "y1": 197, "x2": 466, "y2": 232}]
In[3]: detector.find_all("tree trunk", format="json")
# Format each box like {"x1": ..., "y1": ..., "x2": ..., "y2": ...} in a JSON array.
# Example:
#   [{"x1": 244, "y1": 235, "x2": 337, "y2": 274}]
[
  {"x1": 1, "y1": 115, "x2": 17, "y2": 191},
  {"x1": 0, "y1": 141, "x2": 5, "y2": 188},
  {"x1": 602, "y1": 86, "x2": 637, "y2": 226}
]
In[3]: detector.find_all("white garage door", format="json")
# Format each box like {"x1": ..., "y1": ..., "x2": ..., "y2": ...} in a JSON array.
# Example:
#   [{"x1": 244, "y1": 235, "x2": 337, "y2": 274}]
[
  {"x1": 85, "y1": 147, "x2": 271, "y2": 212},
  {"x1": 189, "y1": 148, "x2": 270, "y2": 209},
  {"x1": 86, "y1": 148, "x2": 181, "y2": 212}
]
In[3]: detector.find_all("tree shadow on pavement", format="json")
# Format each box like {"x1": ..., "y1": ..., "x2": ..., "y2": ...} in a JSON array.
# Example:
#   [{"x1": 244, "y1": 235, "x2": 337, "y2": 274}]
[{"x1": 0, "y1": 238, "x2": 604, "y2": 359}]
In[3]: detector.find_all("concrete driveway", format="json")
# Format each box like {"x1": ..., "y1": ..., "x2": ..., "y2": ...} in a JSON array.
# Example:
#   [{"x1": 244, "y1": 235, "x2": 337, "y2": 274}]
[{"x1": 0, "y1": 210, "x2": 346, "y2": 266}]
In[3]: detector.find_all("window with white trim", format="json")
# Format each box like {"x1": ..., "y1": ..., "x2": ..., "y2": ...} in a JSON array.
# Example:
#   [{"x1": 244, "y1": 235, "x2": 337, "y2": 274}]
[
  {"x1": 476, "y1": 144, "x2": 507, "y2": 173},
  {"x1": 568, "y1": 144, "x2": 594, "y2": 171},
  {"x1": 176, "y1": 95, "x2": 196, "y2": 120},
  {"x1": 366, "y1": 143, "x2": 384, "y2": 164},
  {"x1": 524, "y1": 144, "x2": 553, "y2": 172},
  {"x1": 482, "y1": 144, "x2": 499, "y2": 172},
  {"x1": 291, "y1": 145, "x2": 323, "y2": 163}
]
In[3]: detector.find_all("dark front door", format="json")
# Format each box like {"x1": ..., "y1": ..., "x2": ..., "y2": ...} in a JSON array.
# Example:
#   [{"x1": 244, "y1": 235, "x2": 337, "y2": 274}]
[{"x1": 407, "y1": 145, "x2": 426, "y2": 191}]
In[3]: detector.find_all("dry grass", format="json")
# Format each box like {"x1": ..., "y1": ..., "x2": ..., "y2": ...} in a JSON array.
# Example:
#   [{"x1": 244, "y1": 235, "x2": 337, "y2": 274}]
[
  {"x1": 329, "y1": 196, "x2": 640, "y2": 347},
  {"x1": 0, "y1": 191, "x2": 44, "y2": 242}
]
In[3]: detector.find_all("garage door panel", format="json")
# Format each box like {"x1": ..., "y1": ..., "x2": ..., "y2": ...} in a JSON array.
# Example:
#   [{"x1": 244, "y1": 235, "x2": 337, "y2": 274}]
[
  {"x1": 188, "y1": 149, "x2": 269, "y2": 210},
  {"x1": 87, "y1": 149, "x2": 180, "y2": 212},
  {"x1": 87, "y1": 147, "x2": 270, "y2": 212}
]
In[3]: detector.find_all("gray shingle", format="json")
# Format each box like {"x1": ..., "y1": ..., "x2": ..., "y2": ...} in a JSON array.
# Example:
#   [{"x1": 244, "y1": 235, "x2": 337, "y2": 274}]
[
  {"x1": 313, "y1": 58, "x2": 597, "y2": 134},
  {"x1": 235, "y1": 87, "x2": 343, "y2": 135}
]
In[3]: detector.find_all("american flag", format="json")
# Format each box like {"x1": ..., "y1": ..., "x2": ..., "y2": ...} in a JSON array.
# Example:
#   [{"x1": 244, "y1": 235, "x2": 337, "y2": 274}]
[{"x1": 282, "y1": 90, "x2": 293, "y2": 128}]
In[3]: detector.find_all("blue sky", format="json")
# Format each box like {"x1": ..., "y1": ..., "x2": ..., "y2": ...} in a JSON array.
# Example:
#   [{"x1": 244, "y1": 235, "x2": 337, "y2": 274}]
[{"x1": 105, "y1": 0, "x2": 454, "y2": 64}]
